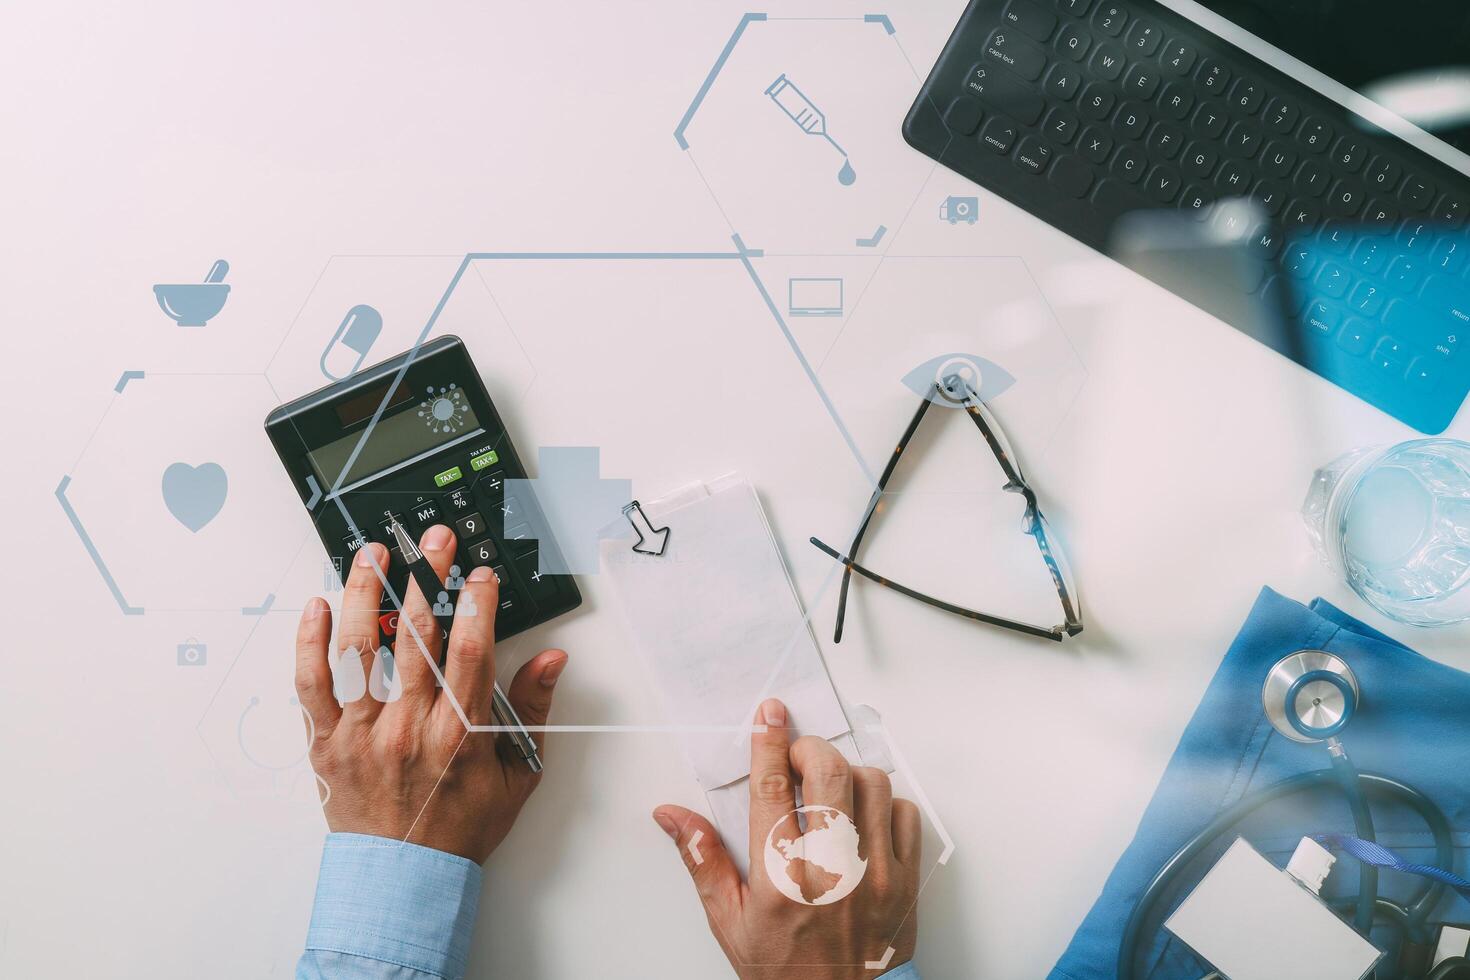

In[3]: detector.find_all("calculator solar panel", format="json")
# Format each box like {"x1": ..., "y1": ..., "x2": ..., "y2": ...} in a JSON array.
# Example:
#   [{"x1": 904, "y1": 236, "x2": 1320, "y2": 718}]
[
  {"x1": 265, "y1": 335, "x2": 581, "y2": 644},
  {"x1": 903, "y1": 0, "x2": 1470, "y2": 433}
]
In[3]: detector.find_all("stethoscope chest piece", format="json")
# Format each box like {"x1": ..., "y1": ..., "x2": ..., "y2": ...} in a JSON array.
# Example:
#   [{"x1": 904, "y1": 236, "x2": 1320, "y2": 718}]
[{"x1": 1262, "y1": 650, "x2": 1360, "y2": 743}]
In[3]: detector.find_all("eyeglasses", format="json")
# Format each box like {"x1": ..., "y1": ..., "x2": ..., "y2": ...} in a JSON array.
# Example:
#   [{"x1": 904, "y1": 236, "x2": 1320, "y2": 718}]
[{"x1": 810, "y1": 374, "x2": 1082, "y2": 643}]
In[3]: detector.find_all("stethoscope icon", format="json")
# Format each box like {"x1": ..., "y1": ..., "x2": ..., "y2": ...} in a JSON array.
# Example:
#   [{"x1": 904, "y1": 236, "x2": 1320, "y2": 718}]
[{"x1": 236, "y1": 694, "x2": 330, "y2": 804}]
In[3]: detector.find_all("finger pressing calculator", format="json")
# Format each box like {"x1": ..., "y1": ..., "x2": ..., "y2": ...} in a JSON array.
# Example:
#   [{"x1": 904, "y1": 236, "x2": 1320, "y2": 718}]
[{"x1": 265, "y1": 335, "x2": 582, "y2": 641}]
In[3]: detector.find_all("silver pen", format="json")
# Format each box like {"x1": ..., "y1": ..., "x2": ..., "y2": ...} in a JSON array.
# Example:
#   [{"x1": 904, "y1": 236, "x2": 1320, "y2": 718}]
[{"x1": 389, "y1": 519, "x2": 544, "y2": 773}]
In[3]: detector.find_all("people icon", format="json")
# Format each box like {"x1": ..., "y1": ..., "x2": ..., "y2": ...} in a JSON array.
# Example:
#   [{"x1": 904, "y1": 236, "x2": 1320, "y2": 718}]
[
  {"x1": 446, "y1": 564, "x2": 466, "y2": 590},
  {"x1": 432, "y1": 591, "x2": 454, "y2": 616},
  {"x1": 459, "y1": 592, "x2": 478, "y2": 618}
]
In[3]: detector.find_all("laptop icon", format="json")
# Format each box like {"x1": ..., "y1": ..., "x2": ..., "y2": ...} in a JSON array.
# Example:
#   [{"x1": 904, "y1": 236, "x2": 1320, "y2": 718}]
[{"x1": 788, "y1": 276, "x2": 844, "y2": 317}]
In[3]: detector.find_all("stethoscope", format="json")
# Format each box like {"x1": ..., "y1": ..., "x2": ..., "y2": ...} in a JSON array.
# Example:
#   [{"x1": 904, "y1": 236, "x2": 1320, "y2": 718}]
[
  {"x1": 1118, "y1": 650, "x2": 1464, "y2": 980},
  {"x1": 236, "y1": 694, "x2": 331, "y2": 804}
]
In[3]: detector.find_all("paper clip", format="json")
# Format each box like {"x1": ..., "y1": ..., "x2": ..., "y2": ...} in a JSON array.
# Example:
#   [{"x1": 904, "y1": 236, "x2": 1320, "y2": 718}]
[{"x1": 622, "y1": 500, "x2": 670, "y2": 556}]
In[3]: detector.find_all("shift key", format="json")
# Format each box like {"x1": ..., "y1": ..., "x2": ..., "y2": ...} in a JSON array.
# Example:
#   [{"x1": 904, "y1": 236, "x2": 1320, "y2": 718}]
[
  {"x1": 965, "y1": 64, "x2": 1044, "y2": 125},
  {"x1": 983, "y1": 30, "x2": 1047, "y2": 82}
]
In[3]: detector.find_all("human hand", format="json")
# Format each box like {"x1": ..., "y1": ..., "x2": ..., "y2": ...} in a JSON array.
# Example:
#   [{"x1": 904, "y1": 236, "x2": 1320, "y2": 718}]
[
  {"x1": 293, "y1": 525, "x2": 568, "y2": 864},
  {"x1": 653, "y1": 699, "x2": 921, "y2": 979}
]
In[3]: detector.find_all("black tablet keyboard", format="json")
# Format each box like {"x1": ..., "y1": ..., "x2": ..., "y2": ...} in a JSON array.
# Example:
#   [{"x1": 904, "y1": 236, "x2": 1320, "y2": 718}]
[{"x1": 904, "y1": 0, "x2": 1470, "y2": 433}]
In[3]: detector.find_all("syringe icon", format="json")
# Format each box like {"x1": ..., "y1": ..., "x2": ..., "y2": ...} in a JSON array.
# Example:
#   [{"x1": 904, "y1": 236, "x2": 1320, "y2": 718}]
[{"x1": 764, "y1": 73, "x2": 856, "y2": 185}]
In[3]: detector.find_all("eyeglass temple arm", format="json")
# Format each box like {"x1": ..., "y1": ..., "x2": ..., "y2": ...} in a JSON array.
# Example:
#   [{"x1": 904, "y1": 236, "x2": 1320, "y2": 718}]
[{"x1": 833, "y1": 392, "x2": 936, "y2": 643}]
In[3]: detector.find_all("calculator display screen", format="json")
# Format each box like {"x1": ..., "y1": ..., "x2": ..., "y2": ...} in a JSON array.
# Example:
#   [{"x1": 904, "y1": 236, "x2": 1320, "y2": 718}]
[{"x1": 307, "y1": 390, "x2": 482, "y2": 488}]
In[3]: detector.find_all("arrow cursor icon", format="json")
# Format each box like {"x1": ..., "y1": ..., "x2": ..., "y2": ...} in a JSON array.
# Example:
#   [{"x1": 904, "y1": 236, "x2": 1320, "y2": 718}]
[{"x1": 622, "y1": 500, "x2": 671, "y2": 557}]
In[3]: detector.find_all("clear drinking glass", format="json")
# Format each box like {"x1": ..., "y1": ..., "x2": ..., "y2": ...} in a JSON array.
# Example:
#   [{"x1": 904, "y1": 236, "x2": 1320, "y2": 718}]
[{"x1": 1303, "y1": 439, "x2": 1470, "y2": 627}]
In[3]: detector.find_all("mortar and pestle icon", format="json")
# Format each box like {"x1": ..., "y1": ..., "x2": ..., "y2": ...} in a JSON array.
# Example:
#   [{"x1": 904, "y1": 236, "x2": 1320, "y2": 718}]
[{"x1": 154, "y1": 259, "x2": 231, "y2": 327}]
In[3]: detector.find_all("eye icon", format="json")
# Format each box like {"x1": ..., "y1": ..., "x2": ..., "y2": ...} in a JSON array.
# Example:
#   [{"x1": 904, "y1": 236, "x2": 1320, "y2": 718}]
[{"x1": 900, "y1": 353, "x2": 1014, "y2": 407}]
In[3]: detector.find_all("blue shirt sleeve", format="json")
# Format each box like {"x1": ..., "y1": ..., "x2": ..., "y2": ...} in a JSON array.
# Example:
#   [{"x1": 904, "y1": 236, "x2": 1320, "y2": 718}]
[
  {"x1": 297, "y1": 833, "x2": 482, "y2": 980},
  {"x1": 877, "y1": 961, "x2": 921, "y2": 979}
]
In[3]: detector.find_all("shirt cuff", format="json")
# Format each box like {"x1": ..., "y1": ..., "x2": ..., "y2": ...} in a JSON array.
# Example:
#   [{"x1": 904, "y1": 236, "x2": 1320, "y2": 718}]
[
  {"x1": 304, "y1": 832, "x2": 482, "y2": 980},
  {"x1": 877, "y1": 961, "x2": 921, "y2": 980}
]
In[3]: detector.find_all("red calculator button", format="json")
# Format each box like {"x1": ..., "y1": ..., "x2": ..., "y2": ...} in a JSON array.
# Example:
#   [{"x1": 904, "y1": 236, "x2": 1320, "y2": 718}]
[{"x1": 378, "y1": 612, "x2": 399, "y2": 634}]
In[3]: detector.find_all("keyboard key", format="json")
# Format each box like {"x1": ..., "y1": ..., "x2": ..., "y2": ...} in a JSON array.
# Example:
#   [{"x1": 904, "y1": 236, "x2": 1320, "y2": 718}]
[
  {"x1": 1182, "y1": 142, "x2": 1217, "y2": 179},
  {"x1": 1260, "y1": 141, "x2": 1295, "y2": 177},
  {"x1": 1399, "y1": 220, "x2": 1434, "y2": 253},
  {"x1": 1349, "y1": 280, "x2": 1385, "y2": 316},
  {"x1": 1250, "y1": 225, "x2": 1283, "y2": 259},
  {"x1": 1372, "y1": 336, "x2": 1408, "y2": 364},
  {"x1": 444, "y1": 485, "x2": 476, "y2": 514},
  {"x1": 1283, "y1": 244, "x2": 1316, "y2": 278},
  {"x1": 1111, "y1": 143, "x2": 1147, "y2": 182},
  {"x1": 980, "y1": 116, "x2": 1019, "y2": 154},
  {"x1": 1045, "y1": 105, "x2": 1080, "y2": 144},
  {"x1": 455, "y1": 511, "x2": 489, "y2": 541},
  {"x1": 1079, "y1": 126, "x2": 1113, "y2": 163},
  {"x1": 1299, "y1": 117, "x2": 1332, "y2": 152},
  {"x1": 1191, "y1": 103, "x2": 1227, "y2": 139},
  {"x1": 1228, "y1": 77, "x2": 1263, "y2": 115},
  {"x1": 1327, "y1": 179, "x2": 1364, "y2": 217},
  {"x1": 504, "y1": 523, "x2": 536, "y2": 554},
  {"x1": 1079, "y1": 82, "x2": 1115, "y2": 119},
  {"x1": 1056, "y1": 0, "x2": 1093, "y2": 14},
  {"x1": 1332, "y1": 136, "x2": 1367, "y2": 173},
  {"x1": 1214, "y1": 159, "x2": 1248, "y2": 196},
  {"x1": 1337, "y1": 319, "x2": 1373, "y2": 356},
  {"x1": 488, "y1": 564, "x2": 509, "y2": 586},
  {"x1": 1116, "y1": 102, "x2": 1149, "y2": 140},
  {"x1": 1046, "y1": 61, "x2": 1083, "y2": 100},
  {"x1": 1181, "y1": 185, "x2": 1211, "y2": 217},
  {"x1": 1157, "y1": 81, "x2": 1194, "y2": 120},
  {"x1": 497, "y1": 592, "x2": 520, "y2": 618},
  {"x1": 1285, "y1": 199, "x2": 1321, "y2": 231},
  {"x1": 1089, "y1": 42, "x2": 1125, "y2": 80},
  {"x1": 985, "y1": 30, "x2": 1047, "y2": 81},
  {"x1": 1197, "y1": 58, "x2": 1230, "y2": 95},
  {"x1": 1092, "y1": 177, "x2": 1151, "y2": 215},
  {"x1": 1408, "y1": 356, "x2": 1439, "y2": 388},
  {"x1": 1399, "y1": 175, "x2": 1434, "y2": 212},
  {"x1": 1349, "y1": 238, "x2": 1386, "y2": 275},
  {"x1": 1014, "y1": 136, "x2": 1054, "y2": 173},
  {"x1": 1159, "y1": 39, "x2": 1196, "y2": 75},
  {"x1": 343, "y1": 530, "x2": 370, "y2": 555},
  {"x1": 1304, "y1": 301, "x2": 1340, "y2": 335},
  {"x1": 1122, "y1": 63, "x2": 1159, "y2": 100},
  {"x1": 1147, "y1": 120, "x2": 1183, "y2": 159},
  {"x1": 1363, "y1": 199, "x2": 1398, "y2": 226},
  {"x1": 1252, "y1": 179, "x2": 1286, "y2": 216},
  {"x1": 966, "y1": 65, "x2": 1045, "y2": 124},
  {"x1": 1003, "y1": 0, "x2": 1058, "y2": 41},
  {"x1": 1387, "y1": 255, "x2": 1424, "y2": 291},
  {"x1": 1224, "y1": 121, "x2": 1260, "y2": 160},
  {"x1": 1366, "y1": 157, "x2": 1401, "y2": 194},
  {"x1": 1144, "y1": 164, "x2": 1180, "y2": 202},
  {"x1": 1210, "y1": 203, "x2": 1250, "y2": 240},
  {"x1": 1316, "y1": 261, "x2": 1349, "y2": 297},
  {"x1": 1431, "y1": 238, "x2": 1466, "y2": 276},
  {"x1": 1048, "y1": 153, "x2": 1094, "y2": 197},
  {"x1": 1292, "y1": 158, "x2": 1328, "y2": 197},
  {"x1": 1124, "y1": 18, "x2": 1161, "y2": 55},
  {"x1": 522, "y1": 562, "x2": 560, "y2": 600},
  {"x1": 1433, "y1": 190, "x2": 1468, "y2": 227},
  {"x1": 465, "y1": 538, "x2": 499, "y2": 567},
  {"x1": 1056, "y1": 22, "x2": 1092, "y2": 60},
  {"x1": 1320, "y1": 222, "x2": 1353, "y2": 253},
  {"x1": 1092, "y1": 3, "x2": 1126, "y2": 36},
  {"x1": 1263, "y1": 97, "x2": 1299, "y2": 134},
  {"x1": 943, "y1": 96, "x2": 984, "y2": 135},
  {"x1": 475, "y1": 470, "x2": 506, "y2": 500}
]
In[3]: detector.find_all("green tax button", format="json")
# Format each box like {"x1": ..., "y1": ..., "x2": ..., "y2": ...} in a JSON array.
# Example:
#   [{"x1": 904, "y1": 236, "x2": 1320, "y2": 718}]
[
  {"x1": 470, "y1": 449, "x2": 500, "y2": 472},
  {"x1": 433, "y1": 465, "x2": 464, "y2": 488}
]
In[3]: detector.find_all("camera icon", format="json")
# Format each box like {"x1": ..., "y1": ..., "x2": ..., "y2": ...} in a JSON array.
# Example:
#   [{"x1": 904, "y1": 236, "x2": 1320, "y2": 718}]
[{"x1": 177, "y1": 637, "x2": 208, "y2": 667}]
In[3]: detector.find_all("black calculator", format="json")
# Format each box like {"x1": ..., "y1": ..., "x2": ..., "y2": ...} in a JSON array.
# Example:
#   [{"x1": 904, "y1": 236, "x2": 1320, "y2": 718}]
[{"x1": 265, "y1": 335, "x2": 581, "y2": 642}]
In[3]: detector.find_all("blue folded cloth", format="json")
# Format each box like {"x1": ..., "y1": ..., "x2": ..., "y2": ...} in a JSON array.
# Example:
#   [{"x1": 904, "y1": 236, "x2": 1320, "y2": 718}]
[{"x1": 1049, "y1": 587, "x2": 1470, "y2": 980}]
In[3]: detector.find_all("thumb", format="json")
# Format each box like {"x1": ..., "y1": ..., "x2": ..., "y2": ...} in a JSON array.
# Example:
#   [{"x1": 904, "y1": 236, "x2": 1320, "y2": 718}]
[
  {"x1": 502, "y1": 648, "x2": 567, "y2": 778},
  {"x1": 653, "y1": 805, "x2": 743, "y2": 927}
]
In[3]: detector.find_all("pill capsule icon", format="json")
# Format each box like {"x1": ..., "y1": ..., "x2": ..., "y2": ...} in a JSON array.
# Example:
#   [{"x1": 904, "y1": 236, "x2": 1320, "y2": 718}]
[{"x1": 319, "y1": 304, "x2": 383, "y2": 381}]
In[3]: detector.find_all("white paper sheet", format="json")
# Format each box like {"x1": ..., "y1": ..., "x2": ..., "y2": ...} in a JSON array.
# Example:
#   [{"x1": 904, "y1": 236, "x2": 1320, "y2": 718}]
[{"x1": 601, "y1": 474, "x2": 850, "y2": 791}]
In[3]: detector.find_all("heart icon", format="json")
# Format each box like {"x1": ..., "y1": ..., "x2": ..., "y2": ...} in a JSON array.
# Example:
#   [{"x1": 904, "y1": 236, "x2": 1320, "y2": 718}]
[{"x1": 161, "y1": 462, "x2": 228, "y2": 532}]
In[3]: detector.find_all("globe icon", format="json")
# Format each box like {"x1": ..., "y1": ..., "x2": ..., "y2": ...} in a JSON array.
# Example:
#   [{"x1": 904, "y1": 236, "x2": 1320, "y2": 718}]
[{"x1": 762, "y1": 804, "x2": 868, "y2": 906}]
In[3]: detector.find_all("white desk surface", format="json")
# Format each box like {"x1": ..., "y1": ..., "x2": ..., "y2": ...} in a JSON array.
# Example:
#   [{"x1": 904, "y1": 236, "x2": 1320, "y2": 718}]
[{"x1": 4, "y1": 2, "x2": 1468, "y2": 977}]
